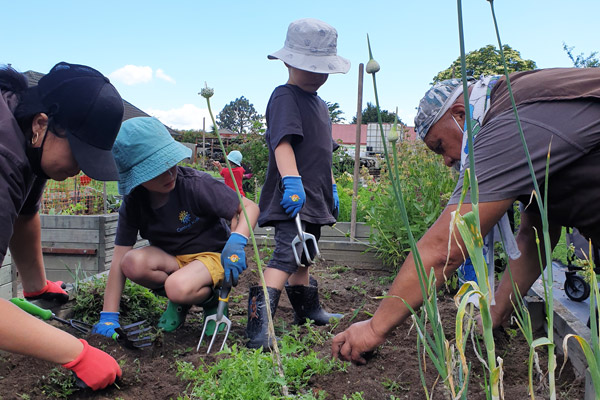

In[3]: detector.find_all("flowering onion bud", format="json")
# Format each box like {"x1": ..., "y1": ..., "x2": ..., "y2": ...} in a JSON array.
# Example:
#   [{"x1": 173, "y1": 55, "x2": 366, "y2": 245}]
[{"x1": 366, "y1": 59, "x2": 380, "y2": 74}]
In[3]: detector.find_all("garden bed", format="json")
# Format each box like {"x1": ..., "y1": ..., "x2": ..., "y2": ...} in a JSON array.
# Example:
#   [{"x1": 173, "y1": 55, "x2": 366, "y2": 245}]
[{"x1": 0, "y1": 249, "x2": 585, "y2": 399}]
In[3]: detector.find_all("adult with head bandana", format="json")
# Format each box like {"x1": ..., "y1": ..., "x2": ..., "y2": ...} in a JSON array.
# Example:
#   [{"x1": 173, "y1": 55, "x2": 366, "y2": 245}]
[
  {"x1": 332, "y1": 67, "x2": 600, "y2": 365},
  {"x1": 0, "y1": 62, "x2": 124, "y2": 389}
]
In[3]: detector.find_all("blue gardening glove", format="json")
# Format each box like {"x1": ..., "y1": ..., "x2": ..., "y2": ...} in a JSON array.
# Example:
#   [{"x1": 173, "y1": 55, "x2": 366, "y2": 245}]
[
  {"x1": 92, "y1": 312, "x2": 120, "y2": 339},
  {"x1": 280, "y1": 176, "x2": 305, "y2": 217},
  {"x1": 332, "y1": 183, "x2": 340, "y2": 220},
  {"x1": 221, "y1": 232, "x2": 248, "y2": 286}
]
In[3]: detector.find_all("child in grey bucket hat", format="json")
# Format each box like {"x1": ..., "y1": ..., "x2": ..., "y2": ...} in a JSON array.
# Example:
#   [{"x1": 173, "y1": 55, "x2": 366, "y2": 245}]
[
  {"x1": 245, "y1": 18, "x2": 348, "y2": 350},
  {"x1": 95, "y1": 117, "x2": 259, "y2": 339}
]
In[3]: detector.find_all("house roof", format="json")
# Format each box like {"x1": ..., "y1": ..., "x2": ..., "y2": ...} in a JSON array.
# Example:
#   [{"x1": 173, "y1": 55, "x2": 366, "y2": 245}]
[
  {"x1": 22, "y1": 70, "x2": 179, "y2": 137},
  {"x1": 332, "y1": 123, "x2": 416, "y2": 145},
  {"x1": 332, "y1": 124, "x2": 367, "y2": 145}
]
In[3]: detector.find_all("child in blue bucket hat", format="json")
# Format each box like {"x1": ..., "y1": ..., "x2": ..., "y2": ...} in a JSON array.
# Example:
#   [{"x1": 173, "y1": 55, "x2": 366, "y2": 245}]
[
  {"x1": 212, "y1": 150, "x2": 246, "y2": 196},
  {"x1": 93, "y1": 117, "x2": 259, "y2": 336}
]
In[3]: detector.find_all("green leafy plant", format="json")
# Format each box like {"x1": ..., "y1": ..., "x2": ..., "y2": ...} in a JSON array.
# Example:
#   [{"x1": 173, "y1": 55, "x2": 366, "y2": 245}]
[
  {"x1": 72, "y1": 275, "x2": 167, "y2": 325},
  {"x1": 177, "y1": 327, "x2": 342, "y2": 399},
  {"x1": 38, "y1": 368, "x2": 77, "y2": 399}
]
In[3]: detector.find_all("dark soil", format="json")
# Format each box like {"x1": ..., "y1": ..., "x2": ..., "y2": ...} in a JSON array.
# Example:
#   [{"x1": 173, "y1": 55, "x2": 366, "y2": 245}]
[{"x1": 0, "y1": 249, "x2": 585, "y2": 399}]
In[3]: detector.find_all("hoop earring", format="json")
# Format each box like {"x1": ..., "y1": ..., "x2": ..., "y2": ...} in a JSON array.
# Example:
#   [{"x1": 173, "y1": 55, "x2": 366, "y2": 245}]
[{"x1": 31, "y1": 131, "x2": 40, "y2": 145}]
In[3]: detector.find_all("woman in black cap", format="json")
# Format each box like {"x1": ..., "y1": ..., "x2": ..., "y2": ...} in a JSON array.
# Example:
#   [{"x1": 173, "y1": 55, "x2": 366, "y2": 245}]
[{"x1": 0, "y1": 62, "x2": 124, "y2": 390}]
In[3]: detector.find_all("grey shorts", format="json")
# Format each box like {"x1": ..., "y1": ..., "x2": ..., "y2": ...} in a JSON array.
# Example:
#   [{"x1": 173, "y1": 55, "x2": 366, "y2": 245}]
[{"x1": 268, "y1": 219, "x2": 322, "y2": 274}]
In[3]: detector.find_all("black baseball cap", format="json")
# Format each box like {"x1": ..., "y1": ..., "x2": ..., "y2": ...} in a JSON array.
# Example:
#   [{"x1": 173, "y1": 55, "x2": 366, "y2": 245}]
[{"x1": 18, "y1": 62, "x2": 124, "y2": 181}]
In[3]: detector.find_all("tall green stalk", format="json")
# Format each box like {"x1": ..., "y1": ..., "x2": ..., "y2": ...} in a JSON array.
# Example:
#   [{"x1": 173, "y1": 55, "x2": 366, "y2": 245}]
[
  {"x1": 454, "y1": 1, "x2": 500, "y2": 397},
  {"x1": 486, "y1": 0, "x2": 556, "y2": 396},
  {"x1": 366, "y1": 37, "x2": 468, "y2": 398},
  {"x1": 199, "y1": 84, "x2": 289, "y2": 397}
]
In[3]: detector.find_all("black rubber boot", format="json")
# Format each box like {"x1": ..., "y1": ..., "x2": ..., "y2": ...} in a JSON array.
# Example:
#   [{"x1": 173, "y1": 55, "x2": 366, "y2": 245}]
[
  {"x1": 285, "y1": 283, "x2": 343, "y2": 325},
  {"x1": 246, "y1": 286, "x2": 281, "y2": 350}
]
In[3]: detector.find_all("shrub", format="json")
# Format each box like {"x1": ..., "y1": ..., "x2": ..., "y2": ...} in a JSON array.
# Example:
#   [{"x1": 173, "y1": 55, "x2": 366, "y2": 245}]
[{"x1": 365, "y1": 140, "x2": 457, "y2": 270}]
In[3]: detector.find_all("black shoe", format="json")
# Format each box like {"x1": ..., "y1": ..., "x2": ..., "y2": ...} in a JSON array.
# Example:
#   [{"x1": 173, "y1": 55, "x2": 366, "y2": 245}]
[
  {"x1": 285, "y1": 283, "x2": 342, "y2": 326},
  {"x1": 246, "y1": 286, "x2": 281, "y2": 350}
]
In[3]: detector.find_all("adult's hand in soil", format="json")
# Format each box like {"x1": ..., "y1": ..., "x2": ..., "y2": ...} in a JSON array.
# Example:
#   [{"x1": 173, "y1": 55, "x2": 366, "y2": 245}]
[
  {"x1": 62, "y1": 339, "x2": 122, "y2": 390},
  {"x1": 92, "y1": 311, "x2": 121, "y2": 338},
  {"x1": 331, "y1": 319, "x2": 386, "y2": 365},
  {"x1": 280, "y1": 176, "x2": 305, "y2": 217},
  {"x1": 221, "y1": 232, "x2": 248, "y2": 286}
]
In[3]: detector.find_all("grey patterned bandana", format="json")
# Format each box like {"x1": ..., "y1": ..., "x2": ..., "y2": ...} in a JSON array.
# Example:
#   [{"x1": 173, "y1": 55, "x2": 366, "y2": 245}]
[{"x1": 414, "y1": 77, "x2": 474, "y2": 140}]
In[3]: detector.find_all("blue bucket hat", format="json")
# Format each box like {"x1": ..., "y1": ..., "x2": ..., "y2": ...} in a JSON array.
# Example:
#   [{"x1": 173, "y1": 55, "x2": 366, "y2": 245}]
[
  {"x1": 414, "y1": 77, "x2": 475, "y2": 140},
  {"x1": 227, "y1": 150, "x2": 242, "y2": 166},
  {"x1": 112, "y1": 117, "x2": 191, "y2": 195}
]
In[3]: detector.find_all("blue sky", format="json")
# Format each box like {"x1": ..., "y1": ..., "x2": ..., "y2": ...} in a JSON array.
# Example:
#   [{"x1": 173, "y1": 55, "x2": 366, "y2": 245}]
[{"x1": 3, "y1": 0, "x2": 598, "y2": 130}]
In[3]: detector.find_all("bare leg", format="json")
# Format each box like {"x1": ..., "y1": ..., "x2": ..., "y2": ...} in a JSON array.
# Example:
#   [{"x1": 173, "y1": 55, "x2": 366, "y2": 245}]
[
  {"x1": 164, "y1": 260, "x2": 214, "y2": 304},
  {"x1": 120, "y1": 246, "x2": 180, "y2": 289}
]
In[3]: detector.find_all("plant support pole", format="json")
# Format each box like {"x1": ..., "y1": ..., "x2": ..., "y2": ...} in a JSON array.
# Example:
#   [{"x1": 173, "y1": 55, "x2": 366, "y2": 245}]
[{"x1": 350, "y1": 63, "x2": 364, "y2": 240}]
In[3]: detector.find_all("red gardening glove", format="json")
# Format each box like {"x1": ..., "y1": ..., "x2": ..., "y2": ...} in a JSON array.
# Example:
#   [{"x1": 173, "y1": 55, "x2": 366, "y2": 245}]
[
  {"x1": 62, "y1": 339, "x2": 122, "y2": 390},
  {"x1": 24, "y1": 280, "x2": 69, "y2": 304}
]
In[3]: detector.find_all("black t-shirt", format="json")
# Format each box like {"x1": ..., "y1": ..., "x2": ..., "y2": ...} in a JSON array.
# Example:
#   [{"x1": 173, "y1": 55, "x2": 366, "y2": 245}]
[
  {"x1": 115, "y1": 166, "x2": 239, "y2": 255},
  {"x1": 0, "y1": 90, "x2": 46, "y2": 264},
  {"x1": 258, "y1": 84, "x2": 338, "y2": 227}
]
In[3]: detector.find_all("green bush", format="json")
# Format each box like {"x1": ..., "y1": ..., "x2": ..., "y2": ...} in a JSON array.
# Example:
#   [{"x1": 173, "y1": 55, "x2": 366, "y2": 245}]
[{"x1": 365, "y1": 140, "x2": 457, "y2": 270}]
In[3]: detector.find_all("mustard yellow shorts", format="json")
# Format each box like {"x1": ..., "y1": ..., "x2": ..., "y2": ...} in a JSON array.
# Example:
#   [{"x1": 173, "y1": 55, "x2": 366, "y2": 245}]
[{"x1": 174, "y1": 252, "x2": 224, "y2": 287}]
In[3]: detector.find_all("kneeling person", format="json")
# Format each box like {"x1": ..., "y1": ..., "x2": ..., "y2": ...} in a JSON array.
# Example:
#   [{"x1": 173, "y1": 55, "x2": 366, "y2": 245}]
[{"x1": 93, "y1": 117, "x2": 259, "y2": 337}]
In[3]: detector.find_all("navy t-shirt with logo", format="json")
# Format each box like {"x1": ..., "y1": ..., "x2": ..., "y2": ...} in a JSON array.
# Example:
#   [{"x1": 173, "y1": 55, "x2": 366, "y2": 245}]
[
  {"x1": 115, "y1": 166, "x2": 239, "y2": 255},
  {"x1": 258, "y1": 84, "x2": 339, "y2": 227}
]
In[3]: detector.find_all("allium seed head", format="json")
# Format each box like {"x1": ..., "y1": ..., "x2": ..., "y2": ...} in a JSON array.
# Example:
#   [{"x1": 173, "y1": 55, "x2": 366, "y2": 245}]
[{"x1": 366, "y1": 59, "x2": 380, "y2": 74}]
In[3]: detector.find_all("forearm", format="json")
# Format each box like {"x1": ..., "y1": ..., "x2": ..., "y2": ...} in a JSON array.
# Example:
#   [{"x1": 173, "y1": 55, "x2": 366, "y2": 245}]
[
  {"x1": 274, "y1": 140, "x2": 299, "y2": 177},
  {"x1": 232, "y1": 198, "x2": 260, "y2": 238},
  {"x1": 0, "y1": 299, "x2": 82, "y2": 364},
  {"x1": 492, "y1": 212, "x2": 561, "y2": 323},
  {"x1": 102, "y1": 246, "x2": 131, "y2": 312},
  {"x1": 9, "y1": 213, "x2": 46, "y2": 291},
  {"x1": 370, "y1": 227, "x2": 463, "y2": 337}
]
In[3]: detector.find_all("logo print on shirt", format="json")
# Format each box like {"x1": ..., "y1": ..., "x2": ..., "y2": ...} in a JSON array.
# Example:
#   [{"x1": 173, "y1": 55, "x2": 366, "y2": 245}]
[
  {"x1": 177, "y1": 210, "x2": 199, "y2": 232},
  {"x1": 179, "y1": 211, "x2": 191, "y2": 224}
]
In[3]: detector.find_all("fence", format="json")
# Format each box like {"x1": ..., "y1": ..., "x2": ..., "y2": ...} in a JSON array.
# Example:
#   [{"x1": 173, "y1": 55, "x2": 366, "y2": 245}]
[{"x1": 41, "y1": 172, "x2": 120, "y2": 215}]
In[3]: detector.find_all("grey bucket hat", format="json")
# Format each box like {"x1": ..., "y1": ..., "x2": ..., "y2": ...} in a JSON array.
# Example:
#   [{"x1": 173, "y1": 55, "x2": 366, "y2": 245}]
[{"x1": 268, "y1": 18, "x2": 351, "y2": 74}]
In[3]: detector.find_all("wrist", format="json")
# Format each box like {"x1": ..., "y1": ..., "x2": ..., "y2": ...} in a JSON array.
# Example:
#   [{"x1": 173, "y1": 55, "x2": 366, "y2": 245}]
[{"x1": 230, "y1": 232, "x2": 248, "y2": 245}]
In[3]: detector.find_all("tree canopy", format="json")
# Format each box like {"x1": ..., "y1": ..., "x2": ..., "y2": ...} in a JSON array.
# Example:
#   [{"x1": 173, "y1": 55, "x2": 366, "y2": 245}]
[
  {"x1": 433, "y1": 44, "x2": 537, "y2": 83},
  {"x1": 563, "y1": 42, "x2": 600, "y2": 68},
  {"x1": 217, "y1": 96, "x2": 263, "y2": 135},
  {"x1": 326, "y1": 101, "x2": 346, "y2": 123},
  {"x1": 352, "y1": 102, "x2": 398, "y2": 124}
]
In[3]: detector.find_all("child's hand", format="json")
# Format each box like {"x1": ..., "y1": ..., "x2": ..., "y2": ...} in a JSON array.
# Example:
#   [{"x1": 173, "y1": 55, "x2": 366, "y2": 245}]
[
  {"x1": 221, "y1": 233, "x2": 248, "y2": 286},
  {"x1": 332, "y1": 183, "x2": 340, "y2": 220},
  {"x1": 280, "y1": 176, "x2": 305, "y2": 217},
  {"x1": 62, "y1": 339, "x2": 122, "y2": 390},
  {"x1": 92, "y1": 312, "x2": 121, "y2": 338},
  {"x1": 23, "y1": 280, "x2": 69, "y2": 304}
]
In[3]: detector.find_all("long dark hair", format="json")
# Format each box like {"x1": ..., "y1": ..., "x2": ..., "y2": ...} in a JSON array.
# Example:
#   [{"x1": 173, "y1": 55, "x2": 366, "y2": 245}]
[{"x1": 0, "y1": 65, "x2": 34, "y2": 134}]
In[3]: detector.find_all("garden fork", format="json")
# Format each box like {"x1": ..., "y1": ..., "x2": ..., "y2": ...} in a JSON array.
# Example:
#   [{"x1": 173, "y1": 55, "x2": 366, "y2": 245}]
[
  {"x1": 196, "y1": 277, "x2": 232, "y2": 353},
  {"x1": 292, "y1": 213, "x2": 321, "y2": 267}
]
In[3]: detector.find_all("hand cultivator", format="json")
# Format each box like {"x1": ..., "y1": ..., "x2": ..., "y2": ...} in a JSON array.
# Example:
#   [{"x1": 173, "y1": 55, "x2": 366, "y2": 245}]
[
  {"x1": 113, "y1": 321, "x2": 153, "y2": 349},
  {"x1": 196, "y1": 277, "x2": 232, "y2": 353},
  {"x1": 292, "y1": 213, "x2": 321, "y2": 267},
  {"x1": 10, "y1": 298, "x2": 92, "y2": 334},
  {"x1": 10, "y1": 298, "x2": 152, "y2": 349}
]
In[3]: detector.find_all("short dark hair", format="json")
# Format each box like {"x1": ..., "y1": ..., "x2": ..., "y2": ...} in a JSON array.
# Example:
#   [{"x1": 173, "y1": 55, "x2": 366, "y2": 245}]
[{"x1": 0, "y1": 65, "x2": 33, "y2": 133}]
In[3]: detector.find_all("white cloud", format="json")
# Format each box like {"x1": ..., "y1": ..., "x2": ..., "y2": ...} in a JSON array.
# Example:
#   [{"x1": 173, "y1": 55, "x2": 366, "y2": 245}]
[
  {"x1": 146, "y1": 104, "x2": 213, "y2": 130},
  {"x1": 155, "y1": 68, "x2": 175, "y2": 84},
  {"x1": 109, "y1": 65, "x2": 153, "y2": 85}
]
